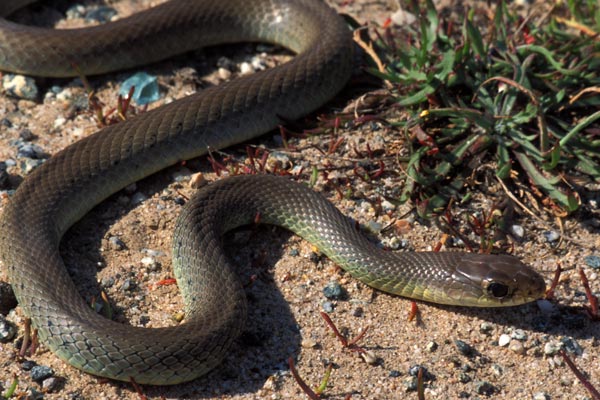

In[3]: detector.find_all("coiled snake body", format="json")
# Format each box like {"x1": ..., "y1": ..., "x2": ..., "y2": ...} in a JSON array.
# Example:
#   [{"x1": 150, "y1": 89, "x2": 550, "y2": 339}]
[{"x1": 0, "y1": 0, "x2": 545, "y2": 385}]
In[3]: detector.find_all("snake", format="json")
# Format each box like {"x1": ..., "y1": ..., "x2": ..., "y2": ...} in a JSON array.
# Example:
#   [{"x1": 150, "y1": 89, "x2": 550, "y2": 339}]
[{"x1": 0, "y1": 0, "x2": 546, "y2": 386}]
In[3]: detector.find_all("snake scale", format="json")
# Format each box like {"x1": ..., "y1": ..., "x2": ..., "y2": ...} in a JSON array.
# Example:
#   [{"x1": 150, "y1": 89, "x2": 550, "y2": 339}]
[{"x1": 0, "y1": 0, "x2": 545, "y2": 385}]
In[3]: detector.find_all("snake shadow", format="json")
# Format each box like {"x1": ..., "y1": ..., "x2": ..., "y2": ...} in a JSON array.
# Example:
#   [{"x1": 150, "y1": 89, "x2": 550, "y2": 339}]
[{"x1": 60, "y1": 165, "x2": 302, "y2": 398}]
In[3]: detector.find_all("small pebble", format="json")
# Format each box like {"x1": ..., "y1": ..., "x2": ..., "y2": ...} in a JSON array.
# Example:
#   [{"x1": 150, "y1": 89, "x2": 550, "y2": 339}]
[
  {"x1": 537, "y1": 299, "x2": 558, "y2": 315},
  {"x1": 240, "y1": 62, "x2": 254, "y2": 75},
  {"x1": 17, "y1": 143, "x2": 45, "y2": 159},
  {"x1": 218, "y1": 67, "x2": 232, "y2": 80},
  {"x1": 544, "y1": 342, "x2": 561, "y2": 356},
  {"x1": 30, "y1": 365, "x2": 54, "y2": 381},
  {"x1": 101, "y1": 276, "x2": 115, "y2": 288},
  {"x1": 385, "y1": 236, "x2": 402, "y2": 250},
  {"x1": 266, "y1": 152, "x2": 292, "y2": 172},
  {"x1": 23, "y1": 388, "x2": 43, "y2": 400},
  {"x1": 360, "y1": 350, "x2": 378, "y2": 365},
  {"x1": 454, "y1": 339, "x2": 475, "y2": 357},
  {"x1": 402, "y1": 376, "x2": 418, "y2": 392},
  {"x1": 53, "y1": 117, "x2": 66, "y2": 129},
  {"x1": 498, "y1": 334, "x2": 511, "y2": 347},
  {"x1": 560, "y1": 337, "x2": 582, "y2": 356},
  {"x1": 19, "y1": 129, "x2": 35, "y2": 141},
  {"x1": 389, "y1": 370, "x2": 401, "y2": 378},
  {"x1": 21, "y1": 360, "x2": 36, "y2": 370},
  {"x1": 141, "y1": 256, "x2": 160, "y2": 271},
  {"x1": 2, "y1": 74, "x2": 38, "y2": 100},
  {"x1": 351, "y1": 306, "x2": 363, "y2": 317},
  {"x1": 543, "y1": 231, "x2": 560, "y2": 243},
  {"x1": 189, "y1": 172, "x2": 206, "y2": 188},
  {"x1": 479, "y1": 322, "x2": 494, "y2": 334},
  {"x1": 66, "y1": 4, "x2": 85, "y2": 18},
  {"x1": 42, "y1": 376, "x2": 60, "y2": 392},
  {"x1": 584, "y1": 255, "x2": 600, "y2": 269},
  {"x1": 508, "y1": 341, "x2": 525, "y2": 355},
  {"x1": 301, "y1": 338, "x2": 318, "y2": 349},
  {"x1": 426, "y1": 341, "x2": 438, "y2": 352},
  {"x1": 322, "y1": 281, "x2": 345, "y2": 300},
  {"x1": 85, "y1": 6, "x2": 117, "y2": 23},
  {"x1": 510, "y1": 224, "x2": 524, "y2": 238},
  {"x1": 533, "y1": 392, "x2": 550, "y2": 400},
  {"x1": 142, "y1": 248, "x2": 165, "y2": 257},
  {"x1": 474, "y1": 380, "x2": 495, "y2": 395},
  {"x1": 322, "y1": 301, "x2": 334, "y2": 313},
  {"x1": 458, "y1": 372, "x2": 471, "y2": 383},
  {"x1": 491, "y1": 364, "x2": 504, "y2": 376},
  {"x1": 130, "y1": 192, "x2": 148, "y2": 205},
  {"x1": 121, "y1": 279, "x2": 135, "y2": 291},
  {"x1": 19, "y1": 158, "x2": 44, "y2": 174},
  {"x1": 289, "y1": 248, "x2": 299, "y2": 257},
  {"x1": 108, "y1": 236, "x2": 125, "y2": 251},
  {"x1": 0, "y1": 315, "x2": 16, "y2": 342},
  {"x1": 380, "y1": 200, "x2": 396, "y2": 212},
  {"x1": 366, "y1": 220, "x2": 383, "y2": 234},
  {"x1": 408, "y1": 365, "x2": 434, "y2": 381},
  {"x1": 119, "y1": 72, "x2": 160, "y2": 105},
  {"x1": 511, "y1": 329, "x2": 528, "y2": 341}
]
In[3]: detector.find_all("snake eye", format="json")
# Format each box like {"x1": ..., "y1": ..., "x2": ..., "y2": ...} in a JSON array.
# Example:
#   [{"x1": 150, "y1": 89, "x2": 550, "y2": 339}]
[{"x1": 487, "y1": 282, "x2": 509, "y2": 298}]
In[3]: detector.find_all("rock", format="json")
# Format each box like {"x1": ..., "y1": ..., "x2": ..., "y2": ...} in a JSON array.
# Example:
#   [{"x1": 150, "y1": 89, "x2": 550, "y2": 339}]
[
  {"x1": 510, "y1": 224, "x2": 524, "y2": 238},
  {"x1": 408, "y1": 365, "x2": 434, "y2": 381},
  {"x1": 474, "y1": 380, "x2": 496, "y2": 395},
  {"x1": 108, "y1": 236, "x2": 125, "y2": 251},
  {"x1": 21, "y1": 360, "x2": 36, "y2": 371},
  {"x1": 16, "y1": 143, "x2": 45, "y2": 159},
  {"x1": 560, "y1": 337, "x2": 582, "y2": 356},
  {"x1": 511, "y1": 329, "x2": 528, "y2": 341},
  {"x1": 141, "y1": 256, "x2": 160, "y2": 272},
  {"x1": 543, "y1": 342, "x2": 561, "y2": 356},
  {"x1": 498, "y1": 334, "x2": 511, "y2": 347},
  {"x1": 85, "y1": 6, "x2": 117, "y2": 23},
  {"x1": 351, "y1": 306, "x2": 363, "y2": 317},
  {"x1": 543, "y1": 231, "x2": 560, "y2": 243},
  {"x1": 322, "y1": 281, "x2": 345, "y2": 300},
  {"x1": 2, "y1": 74, "x2": 38, "y2": 100},
  {"x1": 19, "y1": 129, "x2": 35, "y2": 141},
  {"x1": 361, "y1": 350, "x2": 378, "y2": 365},
  {"x1": 42, "y1": 376, "x2": 60, "y2": 392},
  {"x1": 321, "y1": 301, "x2": 334, "y2": 313},
  {"x1": 30, "y1": 365, "x2": 54, "y2": 381},
  {"x1": 509, "y1": 341, "x2": 525, "y2": 355},
  {"x1": 0, "y1": 315, "x2": 16, "y2": 342},
  {"x1": 130, "y1": 192, "x2": 148, "y2": 205},
  {"x1": 426, "y1": 341, "x2": 438, "y2": 352},
  {"x1": 119, "y1": 72, "x2": 160, "y2": 105},
  {"x1": 121, "y1": 279, "x2": 135, "y2": 291},
  {"x1": 584, "y1": 255, "x2": 600, "y2": 269},
  {"x1": 454, "y1": 339, "x2": 475, "y2": 357}
]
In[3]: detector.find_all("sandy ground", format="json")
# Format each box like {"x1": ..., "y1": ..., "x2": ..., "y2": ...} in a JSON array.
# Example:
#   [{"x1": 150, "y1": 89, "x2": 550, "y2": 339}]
[{"x1": 0, "y1": 0, "x2": 599, "y2": 399}]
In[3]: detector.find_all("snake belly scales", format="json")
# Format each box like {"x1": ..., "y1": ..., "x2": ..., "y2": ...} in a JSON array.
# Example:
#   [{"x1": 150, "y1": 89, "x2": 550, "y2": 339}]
[{"x1": 0, "y1": 0, "x2": 546, "y2": 386}]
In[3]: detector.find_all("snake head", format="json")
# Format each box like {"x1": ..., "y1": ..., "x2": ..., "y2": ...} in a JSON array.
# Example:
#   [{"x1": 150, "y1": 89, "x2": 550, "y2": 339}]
[{"x1": 452, "y1": 254, "x2": 546, "y2": 307}]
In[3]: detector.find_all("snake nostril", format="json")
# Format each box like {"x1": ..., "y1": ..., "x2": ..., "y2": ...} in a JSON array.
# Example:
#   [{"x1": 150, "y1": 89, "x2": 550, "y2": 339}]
[{"x1": 487, "y1": 282, "x2": 509, "y2": 298}]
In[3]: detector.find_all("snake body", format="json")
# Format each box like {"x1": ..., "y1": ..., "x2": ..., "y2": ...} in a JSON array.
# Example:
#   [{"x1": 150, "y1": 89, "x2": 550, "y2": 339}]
[{"x1": 0, "y1": 0, "x2": 545, "y2": 386}]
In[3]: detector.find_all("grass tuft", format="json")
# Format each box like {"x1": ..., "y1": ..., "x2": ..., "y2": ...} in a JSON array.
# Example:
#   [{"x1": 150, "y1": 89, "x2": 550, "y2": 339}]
[{"x1": 370, "y1": 0, "x2": 600, "y2": 216}]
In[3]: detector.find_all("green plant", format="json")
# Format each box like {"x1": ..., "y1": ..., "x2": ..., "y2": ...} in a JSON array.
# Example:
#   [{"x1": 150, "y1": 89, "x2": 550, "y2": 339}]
[{"x1": 371, "y1": 0, "x2": 600, "y2": 216}]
